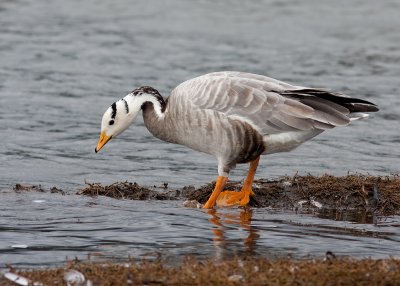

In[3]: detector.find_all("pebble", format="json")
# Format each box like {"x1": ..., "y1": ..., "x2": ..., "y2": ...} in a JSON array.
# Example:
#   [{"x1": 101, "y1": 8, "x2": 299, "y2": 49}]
[
  {"x1": 310, "y1": 199, "x2": 323, "y2": 209},
  {"x1": 182, "y1": 200, "x2": 202, "y2": 208},
  {"x1": 297, "y1": 198, "x2": 323, "y2": 209}
]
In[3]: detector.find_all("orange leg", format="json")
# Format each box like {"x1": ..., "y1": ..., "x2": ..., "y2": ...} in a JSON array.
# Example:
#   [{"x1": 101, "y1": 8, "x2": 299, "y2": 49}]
[
  {"x1": 216, "y1": 156, "x2": 260, "y2": 207},
  {"x1": 203, "y1": 176, "x2": 229, "y2": 209}
]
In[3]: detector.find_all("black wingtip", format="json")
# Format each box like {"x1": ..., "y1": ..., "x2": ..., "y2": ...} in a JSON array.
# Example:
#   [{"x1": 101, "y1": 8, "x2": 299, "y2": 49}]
[
  {"x1": 95, "y1": 148, "x2": 98, "y2": 153},
  {"x1": 349, "y1": 103, "x2": 379, "y2": 113}
]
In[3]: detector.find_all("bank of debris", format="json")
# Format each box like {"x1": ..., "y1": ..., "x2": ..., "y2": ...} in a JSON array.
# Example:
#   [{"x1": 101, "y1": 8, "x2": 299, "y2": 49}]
[
  {"x1": 77, "y1": 181, "x2": 178, "y2": 200},
  {"x1": 78, "y1": 174, "x2": 400, "y2": 216},
  {"x1": 13, "y1": 174, "x2": 400, "y2": 216}
]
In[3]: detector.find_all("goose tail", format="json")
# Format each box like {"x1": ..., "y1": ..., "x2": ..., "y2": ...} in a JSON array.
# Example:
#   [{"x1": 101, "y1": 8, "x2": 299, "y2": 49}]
[{"x1": 348, "y1": 112, "x2": 370, "y2": 121}]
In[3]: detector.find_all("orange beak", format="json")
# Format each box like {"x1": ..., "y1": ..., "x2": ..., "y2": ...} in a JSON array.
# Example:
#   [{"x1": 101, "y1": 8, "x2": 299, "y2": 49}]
[{"x1": 95, "y1": 131, "x2": 112, "y2": 153}]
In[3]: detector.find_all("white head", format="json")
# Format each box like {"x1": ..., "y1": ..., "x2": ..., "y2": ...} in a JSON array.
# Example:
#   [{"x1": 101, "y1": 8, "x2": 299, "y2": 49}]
[
  {"x1": 95, "y1": 96, "x2": 139, "y2": 153},
  {"x1": 95, "y1": 86, "x2": 165, "y2": 153}
]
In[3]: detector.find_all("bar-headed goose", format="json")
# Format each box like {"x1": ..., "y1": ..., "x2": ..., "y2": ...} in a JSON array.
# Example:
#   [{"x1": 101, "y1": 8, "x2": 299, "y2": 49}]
[{"x1": 95, "y1": 71, "x2": 378, "y2": 209}]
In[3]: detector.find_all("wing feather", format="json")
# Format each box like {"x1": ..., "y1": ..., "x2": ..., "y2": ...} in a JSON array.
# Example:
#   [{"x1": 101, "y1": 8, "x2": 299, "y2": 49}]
[{"x1": 171, "y1": 71, "x2": 374, "y2": 135}]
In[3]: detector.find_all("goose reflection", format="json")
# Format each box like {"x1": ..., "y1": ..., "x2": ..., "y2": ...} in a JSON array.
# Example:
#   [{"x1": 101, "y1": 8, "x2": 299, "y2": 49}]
[{"x1": 206, "y1": 208, "x2": 259, "y2": 259}]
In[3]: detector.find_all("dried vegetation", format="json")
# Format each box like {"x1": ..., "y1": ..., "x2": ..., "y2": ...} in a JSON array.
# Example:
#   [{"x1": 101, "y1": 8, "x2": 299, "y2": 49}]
[
  {"x1": 14, "y1": 174, "x2": 400, "y2": 216},
  {"x1": 1, "y1": 257, "x2": 400, "y2": 286}
]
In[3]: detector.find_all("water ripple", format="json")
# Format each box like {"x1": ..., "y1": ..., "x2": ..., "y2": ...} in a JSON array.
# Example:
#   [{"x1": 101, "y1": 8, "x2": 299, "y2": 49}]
[{"x1": 1, "y1": 0, "x2": 399, "y2": 267}]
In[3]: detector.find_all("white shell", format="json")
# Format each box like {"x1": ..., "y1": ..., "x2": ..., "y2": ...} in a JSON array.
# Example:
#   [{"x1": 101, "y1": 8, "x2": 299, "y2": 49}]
[
  {"x1": 4, "y1": 272, "x2": 30, "y2": 286},
  {"x1": 228, "y1": 274, "x2": 243, "y2": 282},
  {"x1": 11, "y1": 244, "x2": 28, "y2": 249},
  {"x1": 64, "y1": 269, "x2": 86, "y2": 286}
]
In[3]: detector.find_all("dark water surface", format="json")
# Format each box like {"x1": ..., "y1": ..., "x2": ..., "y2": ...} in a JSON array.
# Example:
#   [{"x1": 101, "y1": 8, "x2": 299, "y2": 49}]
[{"x1": 0, "y1": 0, "x2": 399, "y2": 267}]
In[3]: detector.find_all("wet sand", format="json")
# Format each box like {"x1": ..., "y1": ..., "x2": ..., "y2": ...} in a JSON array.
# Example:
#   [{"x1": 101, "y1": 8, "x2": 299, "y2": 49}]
[{"x1": 1, "y1": 256, "x2": 400, "y2": 285}]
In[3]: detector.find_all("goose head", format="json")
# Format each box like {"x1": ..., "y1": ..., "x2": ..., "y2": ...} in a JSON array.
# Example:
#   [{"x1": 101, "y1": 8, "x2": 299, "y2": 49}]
[
  {"x1": 95, "y1": 87, "x2": 166, "y2": 153},
  {"x1": 95, "y1": 97, "x2": 139, "y2": 153}
]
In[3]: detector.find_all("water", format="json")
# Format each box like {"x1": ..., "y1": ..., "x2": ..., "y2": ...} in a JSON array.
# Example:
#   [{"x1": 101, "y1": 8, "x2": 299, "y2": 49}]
[
  {"x1": 0, "y1": 0, "x2": 399, "y2": 267},
  {"x1": 1, "y1": 190, "x2": 399, "y2": 268}
]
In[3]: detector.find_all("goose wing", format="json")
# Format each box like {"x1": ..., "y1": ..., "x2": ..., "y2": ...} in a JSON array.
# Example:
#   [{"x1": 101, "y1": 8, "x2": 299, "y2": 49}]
[{"x1": 174, "y1": 71, "x2": 377, "y2": 135}]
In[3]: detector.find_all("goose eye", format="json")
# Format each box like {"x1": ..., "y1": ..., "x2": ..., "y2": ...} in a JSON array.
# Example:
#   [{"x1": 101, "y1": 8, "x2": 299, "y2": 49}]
[{"x1": 109, "y1": 120, "x2": 115, "y2": 125}]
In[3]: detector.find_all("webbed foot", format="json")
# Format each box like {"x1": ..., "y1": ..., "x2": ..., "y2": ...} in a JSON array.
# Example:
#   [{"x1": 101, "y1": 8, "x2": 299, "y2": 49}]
[{"x1": 216, "y1": 188, "x2": 254, "y2": 207}]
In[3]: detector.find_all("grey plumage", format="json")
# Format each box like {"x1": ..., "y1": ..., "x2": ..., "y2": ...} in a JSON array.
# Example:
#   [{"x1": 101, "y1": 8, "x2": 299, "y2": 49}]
[
  {"x1": 96, "y1": 71, "x2": 379, "y2": 208},
  {"x1": 140, "y1": 71, "x2": 378, "y2": 177}
]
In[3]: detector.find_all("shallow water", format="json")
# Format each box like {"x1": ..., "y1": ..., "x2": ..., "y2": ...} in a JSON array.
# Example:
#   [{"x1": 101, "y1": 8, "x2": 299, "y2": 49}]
[
  {"x1": 0, "y1": 0, "x2": 399, "y2": 267},
  {"x1": 1, "y1": 190, "x2": 399, "y2": 268}
]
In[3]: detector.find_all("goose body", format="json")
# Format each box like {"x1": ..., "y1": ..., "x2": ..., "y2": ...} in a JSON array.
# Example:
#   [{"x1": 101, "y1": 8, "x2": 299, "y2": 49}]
[{"x1": 96, "y1": 71, "x2": 378, "y2": 208}]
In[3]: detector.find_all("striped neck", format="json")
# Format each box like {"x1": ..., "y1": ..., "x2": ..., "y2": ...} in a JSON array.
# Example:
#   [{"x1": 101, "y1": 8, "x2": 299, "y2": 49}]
[
  {"x1": 126, "y1": 86, "x2": 166, "y2": 118},
  {"x1": 99, "y1": 86, "x2": 166, "y2": 140}
]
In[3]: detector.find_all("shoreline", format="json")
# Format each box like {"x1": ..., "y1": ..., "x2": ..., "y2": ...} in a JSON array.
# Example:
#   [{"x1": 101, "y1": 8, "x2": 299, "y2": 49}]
[
  {"x1": 12, "y1": 174, "x2": 399, "y2": 216},
  {"x1": 3, "y1": 174, "x2": 399, "y2": 285},
  {"x1": 2, "y1": 256, "x2": 400, "y2": 285}
]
